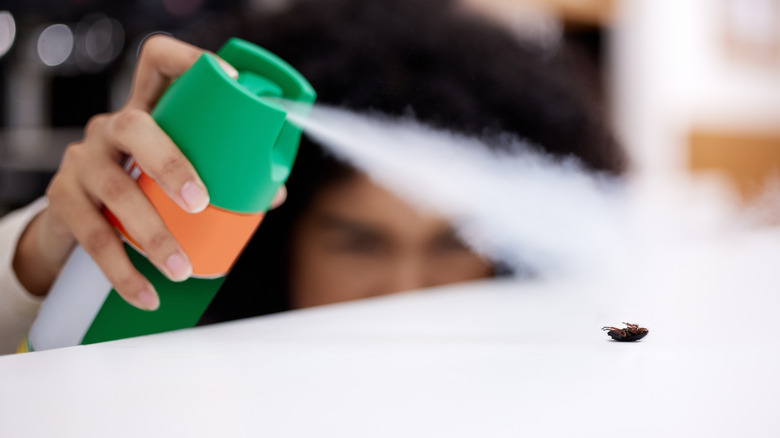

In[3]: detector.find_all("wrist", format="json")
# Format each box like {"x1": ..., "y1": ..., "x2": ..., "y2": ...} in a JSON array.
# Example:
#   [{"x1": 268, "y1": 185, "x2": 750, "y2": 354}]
[{"x1": 12, "y1": 211, "x2": 69, "y2": 297}]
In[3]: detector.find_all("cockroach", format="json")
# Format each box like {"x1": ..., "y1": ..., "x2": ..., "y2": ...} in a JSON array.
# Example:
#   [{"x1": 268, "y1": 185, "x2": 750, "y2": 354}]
[{"x1": 602, "y1": 322, "x2": 648, "y2": 342}]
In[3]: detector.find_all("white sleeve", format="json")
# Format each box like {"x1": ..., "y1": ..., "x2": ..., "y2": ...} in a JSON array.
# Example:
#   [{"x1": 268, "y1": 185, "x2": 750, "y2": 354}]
[{"x1": 0, "y1": 198, "x2": 49, "y2": 355}]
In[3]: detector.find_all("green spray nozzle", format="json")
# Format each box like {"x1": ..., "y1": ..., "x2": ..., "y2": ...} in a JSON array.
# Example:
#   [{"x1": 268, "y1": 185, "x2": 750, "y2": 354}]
[
  {"x1": 151, "y1": 38, "x2": 316, "y2": 213},
  {"x1": 237, "y1": 72, "x2": 283, "y2": 98}
]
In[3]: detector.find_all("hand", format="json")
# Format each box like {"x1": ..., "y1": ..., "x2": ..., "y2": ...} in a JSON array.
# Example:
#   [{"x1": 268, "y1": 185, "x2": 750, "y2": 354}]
[{"x1": 12, "y1": 35, "x2": 286, "y2": 310}]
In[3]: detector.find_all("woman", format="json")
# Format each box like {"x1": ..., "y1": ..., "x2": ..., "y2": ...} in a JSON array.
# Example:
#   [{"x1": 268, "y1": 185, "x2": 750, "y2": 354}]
[
  {"x1": 201, "y1": 0, "x2": 624, "y2": 322},
  {"x1": 0, "y1": 0, "x2": 623, "y2": 352}
]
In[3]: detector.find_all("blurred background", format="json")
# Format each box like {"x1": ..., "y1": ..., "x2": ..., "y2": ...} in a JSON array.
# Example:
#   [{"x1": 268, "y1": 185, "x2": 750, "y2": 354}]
[
  {"x1": 0, "y1": 0, "x2": 248, "y2": 214},
  {"x1": 0, "y1": 0, "x2": 779, "y2": 215}
]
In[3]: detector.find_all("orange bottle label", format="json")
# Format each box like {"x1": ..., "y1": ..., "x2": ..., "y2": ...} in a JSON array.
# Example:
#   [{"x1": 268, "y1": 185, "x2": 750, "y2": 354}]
[{"x1": 106, "y1": 164, "x2": 264, "y2": 278}]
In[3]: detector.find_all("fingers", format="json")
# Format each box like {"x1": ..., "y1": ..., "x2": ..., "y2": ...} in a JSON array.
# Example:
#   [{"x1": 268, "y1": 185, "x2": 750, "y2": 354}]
[
  {"x1": 83, "y1": 112, "x2": 197, "y2": 281},
  {"x1": 51, "y1": 109, "x2": 202, "y2": 309},
  {"x1": 126, "y1": 34, "x2": 238, "y2": 112},
  {"x1": 47, "y1": 151, "x2": 159, "y2": 310},
  {"x1": 81, "y1": 155, "x2": 193, "y2": 283},
  {"x1": 103, "y1": 108, "x2": 209, "y2": 213}
]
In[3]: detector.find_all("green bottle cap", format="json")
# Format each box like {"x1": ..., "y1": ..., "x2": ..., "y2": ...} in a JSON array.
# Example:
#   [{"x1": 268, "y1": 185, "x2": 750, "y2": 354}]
[{"x1": 151, "y1": 38, "x2": 316, "y2": 213}]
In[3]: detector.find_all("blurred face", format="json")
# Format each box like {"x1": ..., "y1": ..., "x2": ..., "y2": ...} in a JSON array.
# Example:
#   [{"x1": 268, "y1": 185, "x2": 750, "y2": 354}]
[{"x1": 288, "y1": 172, "x2": 494, "y2": 308}]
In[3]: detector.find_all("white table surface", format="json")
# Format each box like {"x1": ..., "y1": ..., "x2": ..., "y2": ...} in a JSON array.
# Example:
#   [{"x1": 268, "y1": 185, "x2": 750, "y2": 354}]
[{"x1": 2, "y1": 273, "x2": 779, "y2": 437}]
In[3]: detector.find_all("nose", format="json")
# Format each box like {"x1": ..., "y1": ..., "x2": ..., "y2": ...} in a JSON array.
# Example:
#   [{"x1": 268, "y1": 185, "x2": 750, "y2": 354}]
[{"x1": 376, "y1": 257, "x2": 430, "y2": 296}]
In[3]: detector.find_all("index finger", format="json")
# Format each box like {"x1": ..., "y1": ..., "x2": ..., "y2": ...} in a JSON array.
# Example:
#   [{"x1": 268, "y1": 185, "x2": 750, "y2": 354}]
[{"x1": 126, "y1": 34, "x2": 238, "y2": 112}]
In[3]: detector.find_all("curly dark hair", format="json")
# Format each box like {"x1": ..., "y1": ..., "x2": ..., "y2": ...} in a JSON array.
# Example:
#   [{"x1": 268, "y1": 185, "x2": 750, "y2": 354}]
[{"x1": 197, "y1": 0, "x2": 625, "y2": 323}]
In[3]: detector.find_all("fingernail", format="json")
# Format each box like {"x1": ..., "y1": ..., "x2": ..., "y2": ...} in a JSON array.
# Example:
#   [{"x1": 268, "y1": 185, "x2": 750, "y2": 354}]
[
  {"x1": 137, "y1": 288, "x2": 160, "y2": 311},
  {"x1": 181, "y1": 181, "x2": 209, "y2": 213},
  {"x1": 165, "y1": 253, "x2": 192, "y2": 281},
  {"x1": 217, "y1": 58, "x2": 238, "y2": 79},
  {"x1": 270, "y1": 185, "x2": 287, "y2": 209}
]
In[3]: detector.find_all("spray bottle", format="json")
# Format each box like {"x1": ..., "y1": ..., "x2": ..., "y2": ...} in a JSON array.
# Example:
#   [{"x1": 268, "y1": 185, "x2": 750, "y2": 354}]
[{"x1": 18, "y1": 38, "x2": 316, "y2": 352}]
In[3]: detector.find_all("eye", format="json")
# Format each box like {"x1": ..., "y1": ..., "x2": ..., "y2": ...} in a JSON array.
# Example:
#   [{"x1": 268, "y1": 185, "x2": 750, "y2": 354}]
[
  {"x1": 316, "y1": 216, "x2": 389, "y2": 256},
  {"x1": 328, "y1": 231, "x2": 387, "y2": 256},
  {"x1": 338, "y1": 235, "x2": 382, "y2": 253}
]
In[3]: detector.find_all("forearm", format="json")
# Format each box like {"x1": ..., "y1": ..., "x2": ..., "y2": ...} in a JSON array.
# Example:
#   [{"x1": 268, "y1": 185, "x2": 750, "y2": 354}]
[{"x1": 13, "y1": 206, "x2": 74, "y2": 297}]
